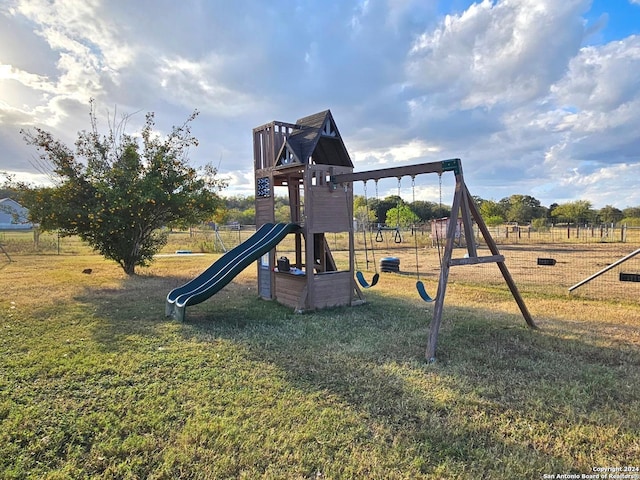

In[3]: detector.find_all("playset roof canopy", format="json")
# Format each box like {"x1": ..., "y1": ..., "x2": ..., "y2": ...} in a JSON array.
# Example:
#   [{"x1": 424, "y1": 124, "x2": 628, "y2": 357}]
[{"x1": 275, "y1": 110, "x2": 353, "y2": 168}]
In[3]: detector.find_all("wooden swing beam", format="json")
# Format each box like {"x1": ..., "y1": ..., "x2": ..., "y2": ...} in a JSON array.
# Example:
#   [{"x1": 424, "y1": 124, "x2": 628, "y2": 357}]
[
  {"x1": 330, "y1": 158, "x2": 459, "y2": 184},
  {"x1": 331, "y1": 158, "x2": 536, "y2": 362}
]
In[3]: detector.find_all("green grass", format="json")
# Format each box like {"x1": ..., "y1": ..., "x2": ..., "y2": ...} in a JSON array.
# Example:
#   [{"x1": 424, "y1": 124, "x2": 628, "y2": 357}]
[{"x1": 1, "y1": 252, "x2": 639, "y2": 478}]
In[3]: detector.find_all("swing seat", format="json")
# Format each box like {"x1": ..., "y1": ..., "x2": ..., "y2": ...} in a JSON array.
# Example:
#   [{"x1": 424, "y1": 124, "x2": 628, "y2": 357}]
[
  {"x1": 356, "y1": 271, "x2": 379, "y2": 289},
  {"x1": 416, "y1": 280, "x2": 435, "y2": 302}
]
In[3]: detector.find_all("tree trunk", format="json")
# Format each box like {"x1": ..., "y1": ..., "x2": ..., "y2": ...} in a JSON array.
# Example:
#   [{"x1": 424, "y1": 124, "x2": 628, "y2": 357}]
[{"x1": 123, "y1": 260, "x2": 136, "y2": 275}]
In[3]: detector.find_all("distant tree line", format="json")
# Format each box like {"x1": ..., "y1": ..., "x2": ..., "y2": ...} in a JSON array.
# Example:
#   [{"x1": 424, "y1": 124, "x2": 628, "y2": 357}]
[
  {"x1": 4, "y1": 176, "x2": 640, "y2": 231},
  {"x1": 477, "y1": 195, "x2": 640, "y2": 228},
  {"x1": 212, "y1": 195, "x2": 291, "y2": 226},
  {"x1": 210, "y1": 193, "x2": 640, "y2": 228}
]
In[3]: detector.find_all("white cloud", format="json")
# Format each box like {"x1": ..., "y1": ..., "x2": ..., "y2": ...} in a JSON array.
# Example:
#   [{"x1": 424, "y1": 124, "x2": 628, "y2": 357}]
[
  {"x1": 0, "y1": 64, "x2": 56, "y2": 93},
  {"x1": 0, "y1": 99, "x2": 37, "y2": 125},
  {"x1": 407, "y1": 0, "x2": 589, "y2": 109},
  {"x1": 551, "y1": 38, "x2": 640, "y2": 113},
  {"x1": 1, "y1": 0, "x2": 639, "y2": 210},
  {"x1": 352, "y1": 139, "x2": 441, "y2": 167},
  {"x1": 1, "y1": 169, "x2": 54, "y2": 187},
  {"x1": 553, "y1": 163, "x2": 640, "y2": 207},
  {"x1": 221, "y1": 170, "x2": 256, "y2": 198},
  {"x1": 156, "y1": 55, "x2": 267, "y2": 117},
  {"x1": 544, "y1": 36, "x2": 640, "y2": 172},
  {"x1": 1, "y1": 0, "x2": 136, "y2": 129}
]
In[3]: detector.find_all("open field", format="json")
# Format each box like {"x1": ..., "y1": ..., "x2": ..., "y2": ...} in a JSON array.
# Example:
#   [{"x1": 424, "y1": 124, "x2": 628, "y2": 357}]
[
  {"x1": 3, "y1": 225, "x2": 640, "y2": 303},
  {"x1": 1, "y1": 247, "x2": 639, "y2": 478},
  {"x1": 3, "y1": 226, "x2": 640, "y2": 305}
]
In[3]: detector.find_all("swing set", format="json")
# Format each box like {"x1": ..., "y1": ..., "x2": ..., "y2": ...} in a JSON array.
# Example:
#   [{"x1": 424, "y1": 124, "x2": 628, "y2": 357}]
[
  {"x1": 332, "y1": 158, "x2": 537, "y2": 361},
  {"x1": 355, "y1": 174, "x2": 440, "y2": 302}
]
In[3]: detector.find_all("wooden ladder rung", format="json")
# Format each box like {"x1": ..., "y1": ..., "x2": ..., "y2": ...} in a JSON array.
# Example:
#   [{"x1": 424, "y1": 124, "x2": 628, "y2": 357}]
[{"x1": 449, "y1": 254, "x2": 505, "y2": 266}]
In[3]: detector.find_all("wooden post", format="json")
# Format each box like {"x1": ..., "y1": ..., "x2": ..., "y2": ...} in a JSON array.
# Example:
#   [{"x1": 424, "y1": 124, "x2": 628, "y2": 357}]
[
  {"x1": 0, "y1": 242, "x2": 12, "y2": 262},
  {"x1": 464, "y1": 184, "x2": 536, "y2": 329},
  {"x1": 426, "y1": 174, "x2": 464, "y2": 361},
  {"x1": 459, "y1": 184, "x2": 477, "y2": 258},
  {"x1": 346, "y1": 183, "x2": 357, "y2": 303}
]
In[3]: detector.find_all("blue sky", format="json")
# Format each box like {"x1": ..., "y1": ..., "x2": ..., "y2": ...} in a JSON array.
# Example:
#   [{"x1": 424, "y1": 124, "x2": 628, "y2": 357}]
[{"x1": 1, "y1": 0, "x2": 639, "y2": 209}]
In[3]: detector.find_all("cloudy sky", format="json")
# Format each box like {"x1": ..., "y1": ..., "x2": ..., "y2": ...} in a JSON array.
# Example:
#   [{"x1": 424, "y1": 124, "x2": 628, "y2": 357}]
[{"x1": 1, "y1": 0, "x2": 639, "y2": 209}]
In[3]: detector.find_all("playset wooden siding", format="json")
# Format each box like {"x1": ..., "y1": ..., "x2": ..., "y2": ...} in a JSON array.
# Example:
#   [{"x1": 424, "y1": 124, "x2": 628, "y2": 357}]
[
  {"x1": 310, "y1": 272, "x2": 354, "y2": 308},
  {"x1": 274, "y1": 271, "x2": 354, "y2": 311},
  {"x1": 305, "y1": 165, "x2": 352, "y2": 233},
  {"x1": 274, "y1": 272, "x2": 307, "y2": 310},
  {"x1": 253, "y1": 111, "x2": 362, "y2": 311},
  {"x1": 253, "y1": 121, "x2": 296, "y2": 171}
]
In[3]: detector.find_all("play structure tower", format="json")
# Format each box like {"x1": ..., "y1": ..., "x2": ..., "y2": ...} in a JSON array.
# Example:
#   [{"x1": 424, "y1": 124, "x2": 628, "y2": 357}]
[{"x1": 253, "y1": 110, "x2": 364, "y2": 310}]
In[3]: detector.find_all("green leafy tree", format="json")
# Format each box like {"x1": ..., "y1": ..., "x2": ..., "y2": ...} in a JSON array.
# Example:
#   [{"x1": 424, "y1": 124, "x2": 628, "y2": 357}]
[
  {"x1": 622, "y1": 207, "x2": 640, "y2": 219},
  {"x1": 551, "y1": 200, "x2": 593, "y2": 224},
  {"x1": 274, "y1": 204, "x2": 291, "y2": 223},
  {"x1": 353, "y1": 195, "x2": 367, "y2": 212},
  {"x1": 619, "y1": 217, "x2": 640, "y2": 226},
  {"x1": 353, "y1": 195, "x2": 376, "y2": 229},
  {"x1": 598, "y1": 205, "x2": 623, "y2": 224},
  {"x1": 371, "y1": 195, "x2": 403, "y2": 225},
  {"x1": 21, "y1": 104, "x2": 226, "y2": 274},
  {"x1": 1, "y1": 173, "x2": 24, "y2": 202},
  {"x1": 619, "y1": 206, "x2": 640, "y2": 226},
  {"x1": 385, "y1": 204, "x2": 418, "y2": 227},
  {"x1": 500, "y1": 194, "x2": 545, "y2": 224},
  {"x1": 484, "y1": 215, "x2": 505, "y2": 227},
  {"x1": 225, "y1": 194, "x2": 255, "y2": 211},
  {"x1": 226, "y1": 207, "x2": 256, "y2": 225},
  {"x1": 531, "y1": 217, "x2": 549, "y2": 231},
  {"x1": 479, "y1": 200, "x2": 506, "y2": 224},
  {"x1": 409, "y1": 200, "x2": 438, "y2": 221}
]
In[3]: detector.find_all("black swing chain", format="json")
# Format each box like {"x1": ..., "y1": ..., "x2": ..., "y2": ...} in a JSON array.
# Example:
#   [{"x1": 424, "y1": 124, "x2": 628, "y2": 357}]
[{"x1": 412, "y1": 176, "x2": 421, "y2": 280}]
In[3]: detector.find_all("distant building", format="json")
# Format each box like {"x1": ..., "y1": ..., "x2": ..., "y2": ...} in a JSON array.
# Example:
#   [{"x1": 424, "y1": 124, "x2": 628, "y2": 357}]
[
  {"x1": 431, "y1": 217, "x2": 464, "y2": 247},
  {"x1": 0, "y1": 198, "x2": 33, "y2": 230}
]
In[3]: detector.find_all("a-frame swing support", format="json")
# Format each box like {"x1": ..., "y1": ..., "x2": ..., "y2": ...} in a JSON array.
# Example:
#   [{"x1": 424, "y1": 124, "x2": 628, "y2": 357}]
[{"x1": 331, "y1": 158, "x2": 536, "y2": 362}]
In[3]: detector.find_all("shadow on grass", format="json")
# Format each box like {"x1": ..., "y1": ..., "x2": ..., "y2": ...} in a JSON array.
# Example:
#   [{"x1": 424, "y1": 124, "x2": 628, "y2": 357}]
[
  {"x1": 177, "y1": 287, "x2": 638, "y2": 474},
  {"x1": 74, "y1": 271, "x2": 192, "y2": 352},
  {"x1": 75, "y1": 272, "x2": 640, "y2": 476}
]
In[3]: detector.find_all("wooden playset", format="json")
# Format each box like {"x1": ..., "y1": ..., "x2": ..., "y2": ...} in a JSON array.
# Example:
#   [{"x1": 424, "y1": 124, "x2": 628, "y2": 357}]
[{"x1": 252, "y1": 110, "x2": 536, "y2": 360}]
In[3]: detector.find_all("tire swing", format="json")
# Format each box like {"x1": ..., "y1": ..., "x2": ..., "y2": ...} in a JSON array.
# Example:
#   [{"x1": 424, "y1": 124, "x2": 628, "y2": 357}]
[{"x1": 354, "y1": 181, "x2": 379, "y2": 289}]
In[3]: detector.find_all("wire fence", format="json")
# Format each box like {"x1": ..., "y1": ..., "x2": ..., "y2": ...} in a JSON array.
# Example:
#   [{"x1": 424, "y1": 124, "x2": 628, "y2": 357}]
[{"x1": 3, "y1": 223, "x2": 639, "y2": 304}]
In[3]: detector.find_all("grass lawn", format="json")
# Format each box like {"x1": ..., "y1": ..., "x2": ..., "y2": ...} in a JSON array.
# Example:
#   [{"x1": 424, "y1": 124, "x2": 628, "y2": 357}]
[{"x1": 1, "y1": 251, "x2": 639, "y2": 479}]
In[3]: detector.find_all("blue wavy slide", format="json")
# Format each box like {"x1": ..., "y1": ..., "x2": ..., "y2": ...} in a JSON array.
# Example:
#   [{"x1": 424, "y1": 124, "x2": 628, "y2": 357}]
[{"x1": 166, "y1": 222, "x2": 299, "y2": 321}]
